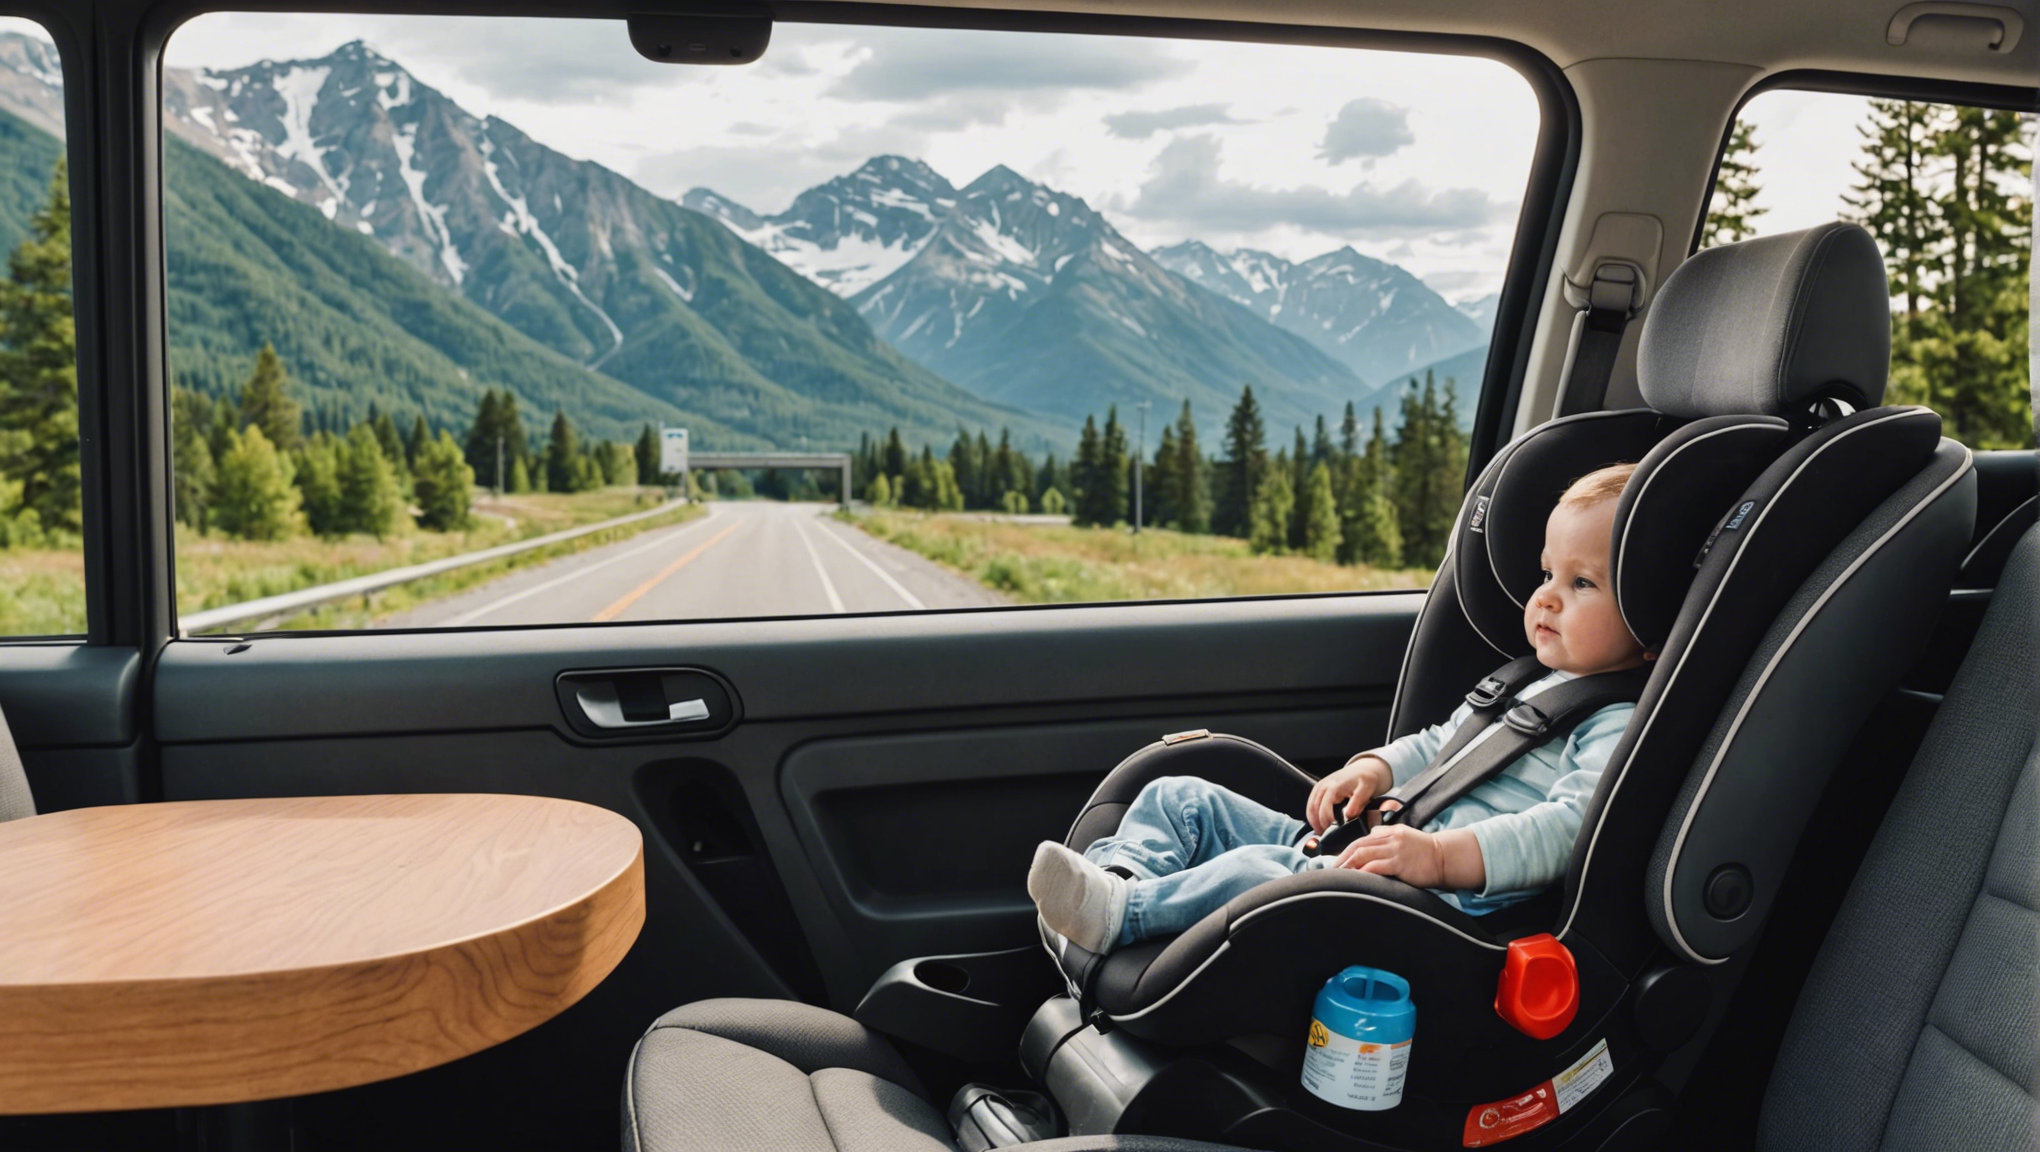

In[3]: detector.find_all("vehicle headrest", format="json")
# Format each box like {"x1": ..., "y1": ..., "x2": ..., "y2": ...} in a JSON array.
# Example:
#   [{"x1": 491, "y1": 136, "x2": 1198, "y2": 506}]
[
  {"x1": 1637, "y1": 222, "x2": 1890, "y2": 419},
  {"x1": 1611, "y1": 414, "x2": 1792, "y2": 650}
]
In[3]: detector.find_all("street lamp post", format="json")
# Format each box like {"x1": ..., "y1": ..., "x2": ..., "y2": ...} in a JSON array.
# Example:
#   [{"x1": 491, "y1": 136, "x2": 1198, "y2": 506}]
[
  {"x1": 1133, "y1": 400, "x2": 1151, "y2": 534},
  {"x1": 494, "y1": 434, "x2": 504, "y2": 497}
]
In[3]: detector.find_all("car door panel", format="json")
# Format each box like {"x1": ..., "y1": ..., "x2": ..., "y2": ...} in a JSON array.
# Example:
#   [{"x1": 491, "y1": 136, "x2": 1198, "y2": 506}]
[{"x1": 0, "y1": 647, "x2": 143, "y2": 812}]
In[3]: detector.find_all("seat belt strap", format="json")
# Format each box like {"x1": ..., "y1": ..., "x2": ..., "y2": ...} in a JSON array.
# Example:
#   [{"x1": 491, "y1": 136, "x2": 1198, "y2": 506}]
[
  {"x1": 1404, "y1": 655, "x2": 1549, "y2": 785},
  {"x1": 1555, "y1": 263, "x2": 1640, "y2": 418},
  {"x1": 1382, "y1": 667, "x2": 1648, "y2": 831}
]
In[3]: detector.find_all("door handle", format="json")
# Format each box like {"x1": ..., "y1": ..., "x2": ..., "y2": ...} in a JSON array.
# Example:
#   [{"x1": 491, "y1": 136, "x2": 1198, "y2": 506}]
[{"x1": 574, "y1": 683, "x2": 711, "y2": 729}]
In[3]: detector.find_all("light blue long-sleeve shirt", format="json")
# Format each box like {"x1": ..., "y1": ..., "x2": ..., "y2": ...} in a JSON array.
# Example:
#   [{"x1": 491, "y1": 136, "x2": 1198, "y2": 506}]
[{"x1": 1370, "y1": 670, "x2": 1633, "y2": 915}]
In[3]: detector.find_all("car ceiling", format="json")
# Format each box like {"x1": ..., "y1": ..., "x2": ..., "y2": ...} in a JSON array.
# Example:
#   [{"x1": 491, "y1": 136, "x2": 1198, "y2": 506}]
[{"x1": 830, "y1": 0, "x2": 2039, "y2": 87}]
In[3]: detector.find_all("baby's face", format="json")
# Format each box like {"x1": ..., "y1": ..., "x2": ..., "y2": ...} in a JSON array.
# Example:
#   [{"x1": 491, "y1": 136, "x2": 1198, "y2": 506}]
[{"x1": 1524, "y1": 499, "x2": 1647, "y2": 676}]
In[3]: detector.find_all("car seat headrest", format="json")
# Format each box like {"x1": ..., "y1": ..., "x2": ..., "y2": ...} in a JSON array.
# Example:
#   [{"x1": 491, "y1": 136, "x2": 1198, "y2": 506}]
[
  {"x1": 1610, "y1": 415, "x2": 1792, "y2": 650},
  {"x1": 1637, "y1": 222, "x2": 1890, "y2": 419},
  {"x1": 1450, "y1": 411, "x2": 1795, "y2": 657},
  {"x1": 1451, "y1": 411, "x2": 1670, "y2": 657}
]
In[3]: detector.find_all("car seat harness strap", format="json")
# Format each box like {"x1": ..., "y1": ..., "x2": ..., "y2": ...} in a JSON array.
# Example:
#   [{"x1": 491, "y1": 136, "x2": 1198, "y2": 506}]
[{"x1": 1305, "y1": 661, "x2": 1647, "y2": 857}]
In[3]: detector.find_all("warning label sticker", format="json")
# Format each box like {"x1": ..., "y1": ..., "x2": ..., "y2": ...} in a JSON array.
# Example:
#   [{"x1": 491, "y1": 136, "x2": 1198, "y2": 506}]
[{"x1": 1461, "y1": 1039, "x2": 1612, "y2": 1147}]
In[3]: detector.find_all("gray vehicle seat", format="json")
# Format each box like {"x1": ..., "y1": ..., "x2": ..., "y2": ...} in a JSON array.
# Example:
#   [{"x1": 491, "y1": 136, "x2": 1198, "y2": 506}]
[
  {"x1": 622, "y1": 998, "x2": 1243, "y2": 1152},
  {"x1": 1756, "y1": 520, "x2": 2039, "y2": 1151}
]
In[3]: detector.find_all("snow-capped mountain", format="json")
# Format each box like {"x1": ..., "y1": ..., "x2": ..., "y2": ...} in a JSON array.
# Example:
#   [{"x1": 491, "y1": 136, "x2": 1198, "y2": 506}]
[
  {"x1": 1151, "y1": 240, "x2": 1485, "y2": 387},
  {"x1": 104, "y1": 38, "x2": 1042, "y2": 448},
  {"x1": 0, "y1": 33, "x2": 62, "y2": 139},
  {"x1": 684, "y1": 156, "x2": 956, "y2": 297},
  {"x1": 692, "y1": 160, "x2": 1370, "y2": 431},
  {"x1": 854, "y1": 165, "x2": 1366, "y2": 430}
]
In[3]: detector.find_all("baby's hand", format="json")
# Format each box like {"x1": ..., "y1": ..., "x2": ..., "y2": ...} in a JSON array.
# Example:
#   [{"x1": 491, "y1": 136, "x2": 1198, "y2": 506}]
[
  {"x1": 1306, "y1": 754, "x2": 1393, "y2": 833},
  {"x1": 1331, "y1": 825, "x2": 1447, "y2": 887}
]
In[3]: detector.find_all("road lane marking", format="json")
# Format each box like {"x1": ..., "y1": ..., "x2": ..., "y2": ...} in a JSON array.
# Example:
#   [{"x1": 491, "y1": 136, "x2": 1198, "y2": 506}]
[
  {"x1": 811, "y1": 516, "x2": 928, "y2": 610},
  {"x1": 591, "y1": 519, "x2": 745, "y2": 622},
  {"x1": 790, "y1": 515, "x2": 846, "y2": 614},
  {"x1": 441, "y1": 508, "x2": 723, "y2": 627}
]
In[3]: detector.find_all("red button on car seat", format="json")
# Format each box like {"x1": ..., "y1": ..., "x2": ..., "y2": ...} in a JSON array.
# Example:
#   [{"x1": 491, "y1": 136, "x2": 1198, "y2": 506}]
[{"x1": 1495, "y1": 933, "x2": 1578, "y2": 1040}]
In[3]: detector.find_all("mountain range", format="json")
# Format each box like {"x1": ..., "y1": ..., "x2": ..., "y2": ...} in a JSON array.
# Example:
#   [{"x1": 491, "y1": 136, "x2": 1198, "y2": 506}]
[{"x1": 0, "y1": 32, "x2": 1495, "y2": 451}]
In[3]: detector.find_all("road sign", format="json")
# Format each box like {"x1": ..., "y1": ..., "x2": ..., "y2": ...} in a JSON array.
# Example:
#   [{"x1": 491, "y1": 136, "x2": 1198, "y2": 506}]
[{"x1": 660, "y1": 427, "x2": 689, "y2": 474}]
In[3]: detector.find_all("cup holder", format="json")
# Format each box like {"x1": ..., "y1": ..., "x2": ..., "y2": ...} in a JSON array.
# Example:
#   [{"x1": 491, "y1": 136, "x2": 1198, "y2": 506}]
[{"x1": 915, "y1": 959, "x2": 972, "y2": 995}]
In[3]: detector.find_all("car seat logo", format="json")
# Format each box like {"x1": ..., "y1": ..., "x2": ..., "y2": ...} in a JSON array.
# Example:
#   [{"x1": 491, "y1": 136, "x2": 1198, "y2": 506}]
[
  {"x1": 1468, "y1": 495, "x2": 1491, "y2": 534},
  {"x1": 1723, "y1": 500, "x2": 1757, "y2": 531}
]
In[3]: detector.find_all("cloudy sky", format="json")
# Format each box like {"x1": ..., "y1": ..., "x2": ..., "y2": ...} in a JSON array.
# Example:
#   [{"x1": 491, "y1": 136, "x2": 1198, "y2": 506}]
[
  {"x1": 8, "y1": 13, "x2": 1958, "y2": 304},
  {"x1": 160, "y1": 13, "x2": 1544, "y2": 301}
]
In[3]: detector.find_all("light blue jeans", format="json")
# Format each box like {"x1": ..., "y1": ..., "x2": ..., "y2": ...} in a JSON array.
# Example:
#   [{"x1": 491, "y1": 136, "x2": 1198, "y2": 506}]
[{"x1": 1082, "y1": 776, "x2": 1326, "y2": 947}]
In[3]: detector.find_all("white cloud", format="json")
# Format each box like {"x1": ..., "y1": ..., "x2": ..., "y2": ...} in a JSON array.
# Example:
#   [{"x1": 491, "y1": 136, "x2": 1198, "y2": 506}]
[
  {"x1": 1103, "y1": 103, "x2": 1240, "y2": 139},
  {"x1": 1127, "y1": 135, "x2": 1499, "y2": 235},
  {"x1": 1318, "y1": 98, "x2": 1413, "y2": 164}
]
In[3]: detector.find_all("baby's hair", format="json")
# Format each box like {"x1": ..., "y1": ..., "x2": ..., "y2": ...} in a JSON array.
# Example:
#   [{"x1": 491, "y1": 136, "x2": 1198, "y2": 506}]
[{"x1": 1557, "y1": 462, "x2": 1636, "y2": 510}]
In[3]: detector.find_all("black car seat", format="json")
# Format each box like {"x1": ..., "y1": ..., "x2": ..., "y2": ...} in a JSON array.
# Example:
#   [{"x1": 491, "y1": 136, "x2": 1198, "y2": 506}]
[
  {"x1": 1029, "y1": 224, "x2": 1976, "y2": 1146},
  {"x1": 620, "y1": 224, "x2": 1978, "y2": 1151},
  {"x1": 624, "y1": 524, "x2": 2034, "y2": 1152}
]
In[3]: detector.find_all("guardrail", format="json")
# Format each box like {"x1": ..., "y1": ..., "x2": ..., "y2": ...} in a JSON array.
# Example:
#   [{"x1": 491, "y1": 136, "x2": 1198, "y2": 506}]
[{"x1": 181, "y1": 498, "x2": 696, "y2": 635}]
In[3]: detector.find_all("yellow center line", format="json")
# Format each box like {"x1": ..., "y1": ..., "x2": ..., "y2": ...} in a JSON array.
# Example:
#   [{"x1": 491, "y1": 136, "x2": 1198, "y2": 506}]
[{"x1": 590, "y1": 519, "x2": 745, "y2": 622}]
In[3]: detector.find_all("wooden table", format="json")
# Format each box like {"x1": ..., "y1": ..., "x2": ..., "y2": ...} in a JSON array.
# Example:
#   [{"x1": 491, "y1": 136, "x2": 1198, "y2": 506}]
[{"x1": 0, "y1": 793, "x2": 644, "y2": 1114}]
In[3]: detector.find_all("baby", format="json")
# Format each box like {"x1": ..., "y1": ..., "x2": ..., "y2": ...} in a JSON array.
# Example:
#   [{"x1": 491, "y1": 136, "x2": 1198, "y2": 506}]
[{"x1": 1030, "y1": 464, "x2": 1652, "y2": 954}]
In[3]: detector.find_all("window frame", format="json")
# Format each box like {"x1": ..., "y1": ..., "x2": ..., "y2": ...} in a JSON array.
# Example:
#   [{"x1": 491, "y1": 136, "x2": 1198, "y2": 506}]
[{"x1": 132, "y1": 2, "x2": 1578, "y2": 642}]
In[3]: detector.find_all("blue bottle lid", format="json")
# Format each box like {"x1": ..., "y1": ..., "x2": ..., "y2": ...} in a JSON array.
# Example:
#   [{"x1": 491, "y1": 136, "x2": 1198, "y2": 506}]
[{"x1": 1312, "y1": 965, "x2": 1415, "y2": 1045}]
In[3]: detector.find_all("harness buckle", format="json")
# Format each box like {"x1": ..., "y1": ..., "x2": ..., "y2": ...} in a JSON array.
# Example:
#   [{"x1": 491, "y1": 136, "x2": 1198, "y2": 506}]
[
  {"x1": 1502, "y1": 702, "x2": 1551, "y2": 737},
  {"x1": 1465, "y1": 675, "x2": 1511, "y2": 709}
]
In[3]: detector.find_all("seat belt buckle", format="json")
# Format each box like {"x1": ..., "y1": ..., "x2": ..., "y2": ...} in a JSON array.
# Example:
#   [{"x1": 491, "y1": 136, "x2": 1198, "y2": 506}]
[
  {"x1": 1465, "y1": 676, "x2": 1511, "y2": 709},
  {"x1": 1502, "y1": 702, "x2": 1551, "y2": 736},
  {"x1": 1495, "y1": 933, "x2": 1579, "y2": 1040}
]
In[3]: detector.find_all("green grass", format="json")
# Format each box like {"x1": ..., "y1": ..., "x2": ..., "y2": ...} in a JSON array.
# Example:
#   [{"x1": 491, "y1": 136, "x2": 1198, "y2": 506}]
[
  {"x1": 0, "y1": 487, "x2": 703, "y2": 637},
  {"x1": 846, "y1": 510, "x2": 1433, "y2": 604}
]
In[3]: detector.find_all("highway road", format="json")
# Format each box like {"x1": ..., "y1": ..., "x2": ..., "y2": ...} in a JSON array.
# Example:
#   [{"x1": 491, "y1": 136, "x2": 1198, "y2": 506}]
[{"x1": 380, "y1": 500, "x2": 1008, "y2": 629}]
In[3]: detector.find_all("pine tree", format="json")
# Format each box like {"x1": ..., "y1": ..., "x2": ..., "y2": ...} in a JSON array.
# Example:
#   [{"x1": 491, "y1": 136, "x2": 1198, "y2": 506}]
[
  {"x1": 211, "y1": 425, "x2": 301, "y2": 541},
  {"x1": 1341, "y1": 408, "x2": 1400, "y2": 566},
  {"x1": 337, "y1": 424, "x2": 404, "y2": 538},
  {"x1": 1098, "y1": 407, "x2": 1130, "y2": 527},
  {"x1": 239, "y1": 343, "x2": 301, "y2": 454},
  {"x1": 1149, "y1": 424, "x2": 1179, "y2": 529},
  {"x1": 1169, "y1": 400, "x2": 1208, "y2": 534},
  {"x1": 865, "y1": 472, "x2": 892, "y2": 507},
  {"x1": 545, "y1": 410, "x2": 581, "y2": 493},
  {"x1": 1302, "y1": 461, "x2": 1341, "y2": 562},
  {"x1": 405, "y1": 415, "x2": 429, "y2": 469},
  {"x1": 294, "y1": 433, "x2": 344, "y2": 536},
  {"x1": 949, "y1": 430, "x2": 980, "y2": 510},
  {"x1": 508, "y1": 453, "x2": 531, "y2": 494},
  {"x1": 1288, "y1": 426, "x2": 1311, "y2": 549},
  {"x1": 0, "y1": 161, "x2": 78, "y2": 534},
  {"x1": 1846, "y1": 100, "x2": 1941, "y2": 321},
  {"x1": 1249, "y1": 452, "x2": 1293, "y2": 555},
  {"x1": 1216, "y1": 386, "x2": 1267, "y2": 539},
  {"x1": 636, "y1": 424, "x2": 661, "y2": 485},
  {"x1": 371, "y1": 409, "x2": 406, "y2": 477},
  {"x1": 1703, "y1": 122, "x2": 1767, "y2": 246},
  {"x1": 411, "y1": 430, "x2": 474, "y2": 531},
  {"x1": 1071, "y1": 416, "x2": 1103, "y2": 527},
  {"x1": 1391, "y1": 376, "x2": 1435, "y2": 562},
  {"x1": 883, "y1": 428, "x2": 908, "y2": 484},
  {"x1": 170, "y1": 387, "x2": 215, "y2": 533}
]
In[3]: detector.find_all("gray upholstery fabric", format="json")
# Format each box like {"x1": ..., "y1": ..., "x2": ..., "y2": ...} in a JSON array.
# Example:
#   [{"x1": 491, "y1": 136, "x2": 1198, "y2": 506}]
[
  {"x1": 1637, "y1": 222, "x2": 1890, "y2": 418},
  {"x1": 625, "y1": 1006, "x2": 955, "y2": 1152},
  {"x1": 624, "y1": 996, "x2": 1257, "y2": 1152},
  {"x1": 0, "y1": 705, "x2": 34, "y2": 822},
  {"x1": 645, "y1": 997, "x2": 930, "y2": 1099},
  {"x1": 1757, "y1": 525, "x2": 2039, "y2": 1151}
]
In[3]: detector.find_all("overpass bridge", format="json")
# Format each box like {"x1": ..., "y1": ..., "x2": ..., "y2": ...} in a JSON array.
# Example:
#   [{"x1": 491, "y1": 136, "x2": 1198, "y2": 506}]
[{"x1": 682, "y1": 452, "x2": 852, "y2": 509}]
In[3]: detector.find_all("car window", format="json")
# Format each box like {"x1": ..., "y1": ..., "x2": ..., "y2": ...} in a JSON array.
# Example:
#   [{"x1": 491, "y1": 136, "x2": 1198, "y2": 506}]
[
  {"x1": 0, "y1": 20, "x2": 80, "y2": 638},
  {"x1": 153, "y1": 14, "x2": 1540, "y2": 633},
  {"x1": 1705, "y1": 90, "x2": 2034, "y2": 450}
]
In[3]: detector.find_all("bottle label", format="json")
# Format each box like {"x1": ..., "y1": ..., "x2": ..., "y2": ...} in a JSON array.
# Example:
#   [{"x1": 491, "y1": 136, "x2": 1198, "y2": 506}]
[{"x1": 1299, "y1": 1019, "x2": 1411, "y2": 1111}]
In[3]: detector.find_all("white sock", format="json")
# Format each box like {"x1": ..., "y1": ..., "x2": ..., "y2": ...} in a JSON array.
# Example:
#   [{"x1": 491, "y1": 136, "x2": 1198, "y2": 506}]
[{"x1": 1028, "y1": 841, "x2": 1129, "y2": 954}]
